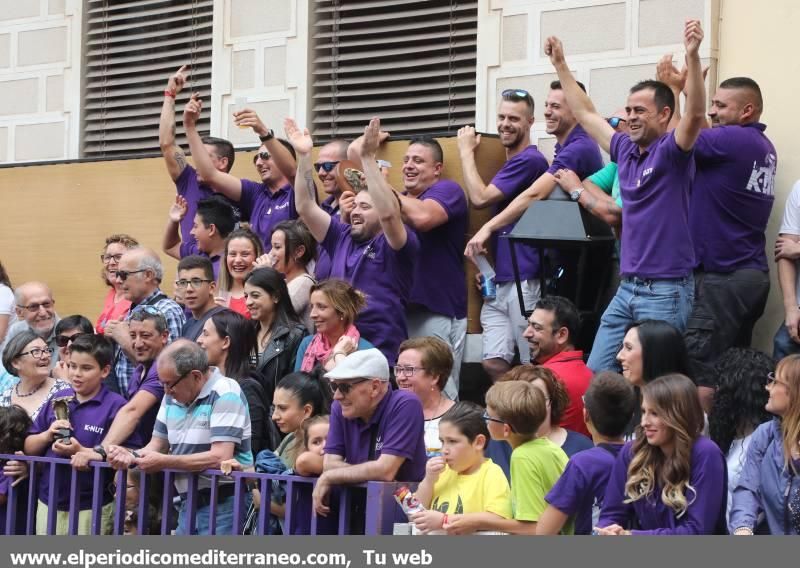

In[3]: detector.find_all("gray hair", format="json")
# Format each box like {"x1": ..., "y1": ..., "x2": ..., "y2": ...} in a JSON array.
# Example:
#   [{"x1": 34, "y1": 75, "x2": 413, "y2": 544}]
[
  {"x1": 13, "y1": 282, "x2": 52, "y2": 305},
  {"x1": 162, "y1": 339, "x2": 209, "y2": 377},
  {"x1": 2, "y1": 330, "x2": 41, "y2": 372},
  {"x1": 129, "y1": 309, "x2": 168, "y2": 334},
  {"x1": 137, "y1": 252, "x2": 164, "y2": 283}
]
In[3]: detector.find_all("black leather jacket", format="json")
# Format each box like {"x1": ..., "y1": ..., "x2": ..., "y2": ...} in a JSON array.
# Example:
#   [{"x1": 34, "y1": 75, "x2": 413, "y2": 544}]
[{"x1": 254, "y1": 322, "x2": 307, "y2": 411}]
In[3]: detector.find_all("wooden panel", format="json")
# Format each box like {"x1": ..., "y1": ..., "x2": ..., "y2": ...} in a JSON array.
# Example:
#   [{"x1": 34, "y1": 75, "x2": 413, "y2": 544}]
[{"x1": 0, "y1": 135, "x2": 506, "y2": 333}]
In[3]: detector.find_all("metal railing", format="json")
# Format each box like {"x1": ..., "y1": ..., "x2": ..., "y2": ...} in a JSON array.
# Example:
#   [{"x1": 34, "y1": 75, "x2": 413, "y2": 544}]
[{"x1": 0, "y1": 454, "x2": 406, "y2": 536}]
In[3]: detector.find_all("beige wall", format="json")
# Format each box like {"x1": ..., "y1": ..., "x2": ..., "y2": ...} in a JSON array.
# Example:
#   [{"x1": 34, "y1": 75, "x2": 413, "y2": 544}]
[{"x1": 718, "y1": 0, "x2": 800, "y2": 351}]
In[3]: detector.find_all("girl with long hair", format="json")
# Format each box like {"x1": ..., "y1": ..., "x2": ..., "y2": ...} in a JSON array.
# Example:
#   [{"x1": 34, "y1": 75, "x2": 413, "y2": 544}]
[
  {"x1": 730, "y1": 354, "x2": 800, "y2": 534},
  {"x1": 217, "y1": 228, "x2": 264, "y2": 317},
  {"x1": 616, "y1": 320, "x2": 691, "y2": 387},
  {"x1": 597, "y1": 374, "x2": 727, "y2": 535}
]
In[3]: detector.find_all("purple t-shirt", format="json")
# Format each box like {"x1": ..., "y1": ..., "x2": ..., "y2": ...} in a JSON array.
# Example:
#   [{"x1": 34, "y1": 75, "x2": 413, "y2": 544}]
[
  {"x1": 175, "y1": 165, "x2": 241, "y2": 249},
  {"x1": 30, "y1": 387, "x2": 139, "y2": 511},
  {"x1": 408, "y1": 180, "x2": 468, "y2": 319},
  {"x1": 177, "y1": 243, "x2": 221, "y2": 280},
  {"x1": 612, "y1": 131, "x2": 696, "y2": 278},
  {"x1": 598, "y1": 436, "x2": 727, "y2": 535},
  {"x1": 239, "y1": 180, "x2": 298, "y2": 249},
  {"x1": 690, "y1": 123, "x2": 777, "y2": 272},
  {"x1": 546, "y1": 125, "x2": 605, "y2": 179},
  {"x1": 490, "y1": 146, "x2": 550, "y2": 282},
  {"x1": 545, "y1": 443, "x2": 623, "y2": 535},
  {"x1": 315, "y1": 196, "x2": 342, "y2": 281},
  {"x1": 128, "y1": 362, "x2": 165, "y2": 445},
  {"x1": 321, "y1": 217, "x2": 420, "y2": 365},
  {"x1": 325, "y1": 388, "x2": 427, "y2": 482}
]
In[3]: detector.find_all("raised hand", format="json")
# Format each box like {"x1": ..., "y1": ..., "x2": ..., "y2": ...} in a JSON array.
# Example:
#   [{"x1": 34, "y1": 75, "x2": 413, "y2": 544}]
[
  {"x1": 360, "y1": 117, "x2": 382, "y2": 158},
  {"x1": 656, "y1": 54, "x2": 686, "y2": 92},
  {"x1": 544, "y1": 36, "x2": 566, "y2": 66},
  {"x1": 457, "y1": 126, "x2": 481, "y2": 156},
  {"x1": 283, "y1": 117, "x2": 314, "y2": 155},
  {"x1": 233, "y1": 108, "x2": 269, "y2": 137},
  {"x1": 167, "y1": 65, "x2": 188, "y2": 96},
  {"x1": 169, "y1": 195, "x2": 189, "y2": 222},
  {"x1": 684, "y1": 19, "x2": 703, "y2": 55},
  {"x1": 182, "y1": 92, "x2": 202, "y2": 129}
]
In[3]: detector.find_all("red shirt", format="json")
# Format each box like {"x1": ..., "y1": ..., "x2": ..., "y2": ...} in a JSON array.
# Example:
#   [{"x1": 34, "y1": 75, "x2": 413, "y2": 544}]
[
  {"x1": 95, "y1": 288, "x2": 132, "y2": 334},
  {"x1": 540, "y1": 350, "x2": 592, "y2": 438}
]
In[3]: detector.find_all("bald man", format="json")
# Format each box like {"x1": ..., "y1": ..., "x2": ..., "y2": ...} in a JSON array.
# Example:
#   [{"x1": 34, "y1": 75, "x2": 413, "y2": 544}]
[
  {"x1": 105, "y1": 248, "x2": 185, "y2": 394},
  {"x1": 1, "y1": 282, "x2": 60, "y2": 367}
]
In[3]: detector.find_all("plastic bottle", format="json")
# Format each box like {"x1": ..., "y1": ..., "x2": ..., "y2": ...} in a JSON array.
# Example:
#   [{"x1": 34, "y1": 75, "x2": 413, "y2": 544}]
[
  {"x1": 474, "y1": 254, "x2": 497, "y2": 301},
  {"x1": 393, "y1": 486, "x2": 426, "y2": 519}
]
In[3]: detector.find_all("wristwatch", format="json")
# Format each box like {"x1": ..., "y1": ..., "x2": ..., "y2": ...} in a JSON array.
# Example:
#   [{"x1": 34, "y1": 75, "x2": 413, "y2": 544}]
[
  {"x1": 570, "y1": 187, "x2": 585, "y2": 201},
  {"x1": 93, "y1": 445, "x2": 107, "y2": 461},
  {"x1": 259, "y1": 129, "x2": 275, "y2": 142}
]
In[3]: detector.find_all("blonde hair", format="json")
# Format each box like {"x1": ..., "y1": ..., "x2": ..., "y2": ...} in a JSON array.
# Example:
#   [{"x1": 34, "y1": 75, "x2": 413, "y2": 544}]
[
  {"x1": 300, "y1": 414, "x2": 330, "y2": 451},
  {"x1": 310, "y1": 279, "x2": 366, "y2": 328},
  {"x1": 398, "y1": 336, "x2": 453, "y2": 391},
  {"x1": 484, "y1": 381, "x2": 546, "y2": 437},
  {"x1": 775, "y1": 355, "x2": 800, "y2": 473},
  {"x1": 624, "y1": 374, "x2": 704, "y2": 517}
]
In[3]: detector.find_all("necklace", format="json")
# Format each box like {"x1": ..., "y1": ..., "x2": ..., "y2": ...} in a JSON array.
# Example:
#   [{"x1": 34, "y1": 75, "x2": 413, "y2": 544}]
[
  {"x1": 15, "y1": 379, "x2": 46, "y2": 398},
  {"x1": 425, "y1": 393, "x2": 448, "y2": 420}
]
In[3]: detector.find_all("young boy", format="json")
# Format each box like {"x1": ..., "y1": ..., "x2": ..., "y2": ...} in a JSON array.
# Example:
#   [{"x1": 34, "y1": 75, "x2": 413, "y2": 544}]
[
  {"x1": 25, "y1": 334, "x2": 139, "y2": 534},
  {"x1": 537, "y1": 371, "x2": 637, "y2": 535}
]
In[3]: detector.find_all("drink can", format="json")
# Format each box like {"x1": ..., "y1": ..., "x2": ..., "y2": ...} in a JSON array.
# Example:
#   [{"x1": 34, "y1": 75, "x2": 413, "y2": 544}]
[{"x1": 480, "y1": 274, "x2": 496, "y2": 300}]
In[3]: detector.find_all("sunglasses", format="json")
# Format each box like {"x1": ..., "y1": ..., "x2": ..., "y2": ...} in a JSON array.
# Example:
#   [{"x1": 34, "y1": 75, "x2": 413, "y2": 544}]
[
  {"x1": 56, "y1": 333, "x2": 84, "y2": 348},
  {"x1": 114, "y1": 269, "x2": 147, "y2": 281},
  {"x1": 257, "y1": 151, "x2": 271, "y2": 161},
  {"x1": 314, "y1": 161, "x2": 340, "y2": 173},
  {"x1": 607, "y1": 117, "x2": 627, "y2": 128},
  {"x1": 502, "y1": 88, "x2": 534, "y2": 106},
  {"x1": 330, "y1": 378, "x2": 370, "y2": 395}
]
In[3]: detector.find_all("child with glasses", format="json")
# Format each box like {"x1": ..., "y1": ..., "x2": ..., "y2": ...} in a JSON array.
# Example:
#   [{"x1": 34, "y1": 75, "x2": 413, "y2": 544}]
[{"x1": 410, "y1": 402, "x2": 511, "y2": 535}]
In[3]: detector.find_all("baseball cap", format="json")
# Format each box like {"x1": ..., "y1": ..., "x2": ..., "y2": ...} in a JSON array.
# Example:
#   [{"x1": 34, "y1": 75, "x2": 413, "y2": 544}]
[{"x1": 324, "y1": 348, "x2": 390, "y2": 381}]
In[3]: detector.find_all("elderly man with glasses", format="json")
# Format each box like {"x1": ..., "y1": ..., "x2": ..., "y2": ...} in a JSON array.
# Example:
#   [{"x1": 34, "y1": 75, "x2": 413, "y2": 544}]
[
  {"x1": 312, "y1": 349, "x2": 427, "y2": 525},
  {"x1": 1, "y1": 281, "x2": 60, "y2": 369},
  {"x1": 105, "y1": 248, "x2": 185, "y2": 395}
]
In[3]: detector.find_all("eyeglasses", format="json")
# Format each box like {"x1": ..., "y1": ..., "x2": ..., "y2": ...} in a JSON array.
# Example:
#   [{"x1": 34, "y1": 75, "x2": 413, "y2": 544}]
[
  {"x1": 114, "y1": 269, "x2": 147, "y2": 281},
  {"x1": 482, "y1": 410, "x2": 511, "y2": 430},
  {"x1": 767, "y1": 372, "x2": 789, "y2": 389},
  {"x1": 257, "y1": 151, "x2": 271, "y2": 161},
  {"x1": 175, "y1": 278, "x2": 214, "y2": 289},
  {"x1": 18, "y1": 347, "x2": 54, "y2": 360},
  {"x1": 163, "y1": 371, "x2": 192, "y2": 394},
  {"x1": 16, "y1": 301, "x2": 54, "y2": 313},
  {"x1": 100, "y1": 253, "x2": 124, "y2": 264},
  {"x1": 330, "y1": 378, "x2": 370, "y2": 395},
  {"x1": 314, "y1": 161, "x2": 340, "y2": 173},
  {"x1": 56, "y1": 333, "x2": 83, "y2": 348},
  {"x1": 501, "y1": 88, "x2": 534, "y2": 107},
  {"x1": 607, "y1": 117, "x2": 627, "y2": 128},
  {"x1": 393, "y1": 365, "x2": 428, "y2": 378}
]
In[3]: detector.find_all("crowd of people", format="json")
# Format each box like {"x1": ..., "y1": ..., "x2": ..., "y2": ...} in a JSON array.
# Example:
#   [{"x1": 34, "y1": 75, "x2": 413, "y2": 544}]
[{"x1": 0, "y1": 20, "x2": 799, "y2": 536}]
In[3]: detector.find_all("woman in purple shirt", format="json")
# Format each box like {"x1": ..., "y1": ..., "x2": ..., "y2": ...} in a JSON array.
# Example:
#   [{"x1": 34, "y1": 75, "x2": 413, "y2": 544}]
[{"x1": 597, "y1": 374, "x2": 727, "y2": 535}]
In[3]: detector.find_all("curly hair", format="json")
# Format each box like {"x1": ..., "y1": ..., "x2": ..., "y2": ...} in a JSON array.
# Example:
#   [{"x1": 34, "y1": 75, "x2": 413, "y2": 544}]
[
  {"x1": 0, "y1": 405, "x2": 32, "y2": 454},
  {"x1": 498, "y1": 364, "x2": 570, "y2": 424},
  {"x1": 775, "y1": 355, "x2": 800, "y2": 473},
  {"x1": 101, "y1": 233, "x2": 139, "y2": 285},
  {"x1": 625, "y1": 374, "x2": 704, "y2": 518},
  {"x1": 709, "y1": 348, "x2": 773, "y2": 455}
]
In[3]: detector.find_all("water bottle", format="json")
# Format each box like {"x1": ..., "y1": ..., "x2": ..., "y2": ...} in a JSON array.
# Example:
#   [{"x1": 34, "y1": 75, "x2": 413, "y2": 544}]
[{"x1": 474, "y1": 254, "x2": 497, "y2": 301}]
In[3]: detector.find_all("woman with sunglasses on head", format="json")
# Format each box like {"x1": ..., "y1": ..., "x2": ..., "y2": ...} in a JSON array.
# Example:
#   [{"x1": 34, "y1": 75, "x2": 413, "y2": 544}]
[
  {"x1": 294, "y1": 279, "x2": 373, "y2": 374},
  {"x1": 197, "y1": 309, "x2": 280, "y2": 455},
  {"x1": 245, "y1": 267, "x2": 306, "y2": 410},
  {"x1": 597, "y1": 374, "x2": 727, "y2": 535},
  {"x1": 730, "y1": 355, "x2": 800, "y2": 535},
  {"x1": 95, "y1": 234, "x2": 139, "y2": 334},
  {"x1": 217, "y1": 228, "x2": 264, "y2": 318},
  {"x1": 396, "y1": 336, "x2": 455, "y2": 458},
  {"x1": 51, "y1": 315, "x2": 94, "y2": 381},
  {"x1": 256, "y1": 220, "x2": 317, "y2": 332}
]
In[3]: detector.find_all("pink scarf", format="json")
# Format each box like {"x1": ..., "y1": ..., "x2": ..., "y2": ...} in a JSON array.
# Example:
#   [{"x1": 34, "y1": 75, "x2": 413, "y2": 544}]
[{"x1": 301, "y1": 325, "x2": 360, "y2": 372}]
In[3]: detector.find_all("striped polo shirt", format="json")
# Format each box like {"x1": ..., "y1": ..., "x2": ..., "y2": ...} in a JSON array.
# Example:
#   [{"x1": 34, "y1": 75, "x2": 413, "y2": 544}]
[{"x1": 153, "y1": 367, "x2": 253, "y2": 495}]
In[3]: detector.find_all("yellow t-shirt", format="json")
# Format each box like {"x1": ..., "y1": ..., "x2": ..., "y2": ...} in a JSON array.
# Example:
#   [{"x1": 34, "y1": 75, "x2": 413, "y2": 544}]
[{"x1": 430, "y1": 459, "x2": 512, "y2": 519}]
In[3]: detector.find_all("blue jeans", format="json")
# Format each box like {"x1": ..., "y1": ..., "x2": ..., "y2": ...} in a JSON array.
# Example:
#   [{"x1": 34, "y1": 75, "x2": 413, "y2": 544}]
[
  {"x1": 773, "y1": 324, "x2": 800, "y2": 362},
  {"x1": 587, "y1": 275, "x2": 695, "y2": 373},
  {"x1": 176, "y1": 491, "x2": 247, "y2": 535}
]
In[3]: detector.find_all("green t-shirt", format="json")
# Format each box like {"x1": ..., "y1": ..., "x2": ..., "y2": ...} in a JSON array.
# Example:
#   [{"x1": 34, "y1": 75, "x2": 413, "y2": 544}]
[
  {"x1": 510, "y1": 437, "x2": 572, "y2": 533},
  {"x1": 587, "y1": 161, "x2": 623, "y2": 208}
]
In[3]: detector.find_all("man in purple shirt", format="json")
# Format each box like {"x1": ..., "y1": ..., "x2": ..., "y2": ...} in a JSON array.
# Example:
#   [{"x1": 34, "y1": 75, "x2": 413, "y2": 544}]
[
  {"x1": 159, "y1": 66, "x2": 240, "y2": 249},
  {"x1": 543, "y1": 23, "x2": 707, "y2": 374},
  {"x1": 315, "y1": 139, "x2": 351, "y2": 280},
  {"x1": 459, "y1": 85, "x2": 602, "y2": 381},
  {"x1": 289, "y1": 117, "x2": 420, "y2": 366},
  {"x1": 313, "y1": 349, "x2": 426, "y2": 517},
  {"x1": 182, "y1": 93, "x2": 298, "y2": 249},
  {"x1": 657, "y1": 72, "x2": 775, "y2": 409}
]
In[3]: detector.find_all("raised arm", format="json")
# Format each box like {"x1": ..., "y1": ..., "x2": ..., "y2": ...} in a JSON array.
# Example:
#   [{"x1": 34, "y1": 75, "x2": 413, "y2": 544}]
[
  {"x1": 182, "y1": 94, "x2": 243, "y2": 201},
  {"x1": 360, "y1": 118, "x2": 408, "y2": 250},
  {"x1": 674, "y1": 20, "x2": 706, "y2": 151},
  {"x1": 397, "y1": 194, "x2": 448, "y2": 233},
  {"x1": 346, "y1": 129, "x2": 390, "y2": 169},
  {"x1": 456, "y1": 126, "x2": 506, "y2": 209},
  {"x1": 545, "y1": 37, "x2": 614, "y2": 153},
  {"x1": 284, "y1": 118, "x2": 331, "y2": 243},
  {"x1": 162, "y1": 195, "x2": 188, "y2": 260},
  {"x1": 554, "y1": 168, "x2": 621, "y2": 228},
  {"x1": 234, "y1": 109, "x2": 297, "y2": 179},
  {"x1": 159, "y1": 65, "x2": 189, "y2": 182}
]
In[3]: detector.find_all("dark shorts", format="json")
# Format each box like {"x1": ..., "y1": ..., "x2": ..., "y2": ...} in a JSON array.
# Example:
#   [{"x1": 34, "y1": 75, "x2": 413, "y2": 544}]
[{"x1": 684, "y1": 269, "x2": 770, "y2": 388}]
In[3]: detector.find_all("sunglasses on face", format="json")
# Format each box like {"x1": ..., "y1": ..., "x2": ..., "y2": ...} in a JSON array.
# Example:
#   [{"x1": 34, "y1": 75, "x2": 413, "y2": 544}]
[
  {"x1": 114, "y1": 269, "x2": 147, "y2": 281},
  {"x1": 257, "y1": 151, "x2": 271, "y2": 161},
  {"x1": 330, "y1": 378, "x2": 370, "y2": 395},
  {"x1": 56, "y1": 333, "x2": 85, "y2": 348},
  {"x1": 314, "y1": 161, "x2": 340, "y2": 173},
  {"x1": 501, "y1": 88, "x2": 534, "y2": 107},
  {"x1": 607, "y1": 117, "x2": 627, "y2": 128}
]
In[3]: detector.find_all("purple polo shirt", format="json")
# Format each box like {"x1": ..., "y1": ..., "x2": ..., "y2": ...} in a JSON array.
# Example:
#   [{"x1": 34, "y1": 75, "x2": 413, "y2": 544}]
[
  {"x1": 175, "y1": 165, "x2": 241, "y2": 249},
  {"x1": 546, "y1": 125, "x2": 605, "y2": 179},
  {"x1": 30, "y1": 386, "x2": 140, "y2": 511},
  {"x1": 315, "y1": 196, "x2": 342, "y2": 281},
  {"x1": 128, "y1": 362, "x2": 165, "y2": 445},
  {"x1": 408, "y1": 179, "x2": 468, "y2": 319},
  {"x1": 177, "y1": 242, "x2": 221, "y2": 280},
  {"x1": 545, "y1": 443, "x2": 623, "y2": 535},
  {"x1": 690, "y1": 123, "x2": 776, "y2": 272},
  {"x1": 490, "y1": 146, "x2": 550, "y2": 282},
  {"x1": 321, "y1": 217, "x2": 420, "y2": 365},
  {"x1": 598, "y1": 436, "x2": 727, "y2": 534},
  {"x1": 612, "y1": 131, "x2": 696, "y2": 278},
  {"x1": 239, "y1": 180, "x2": 297, "y2": 249},
  {"x1": 325, "y1": 388, "x2": 426, "y2": 482}
]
